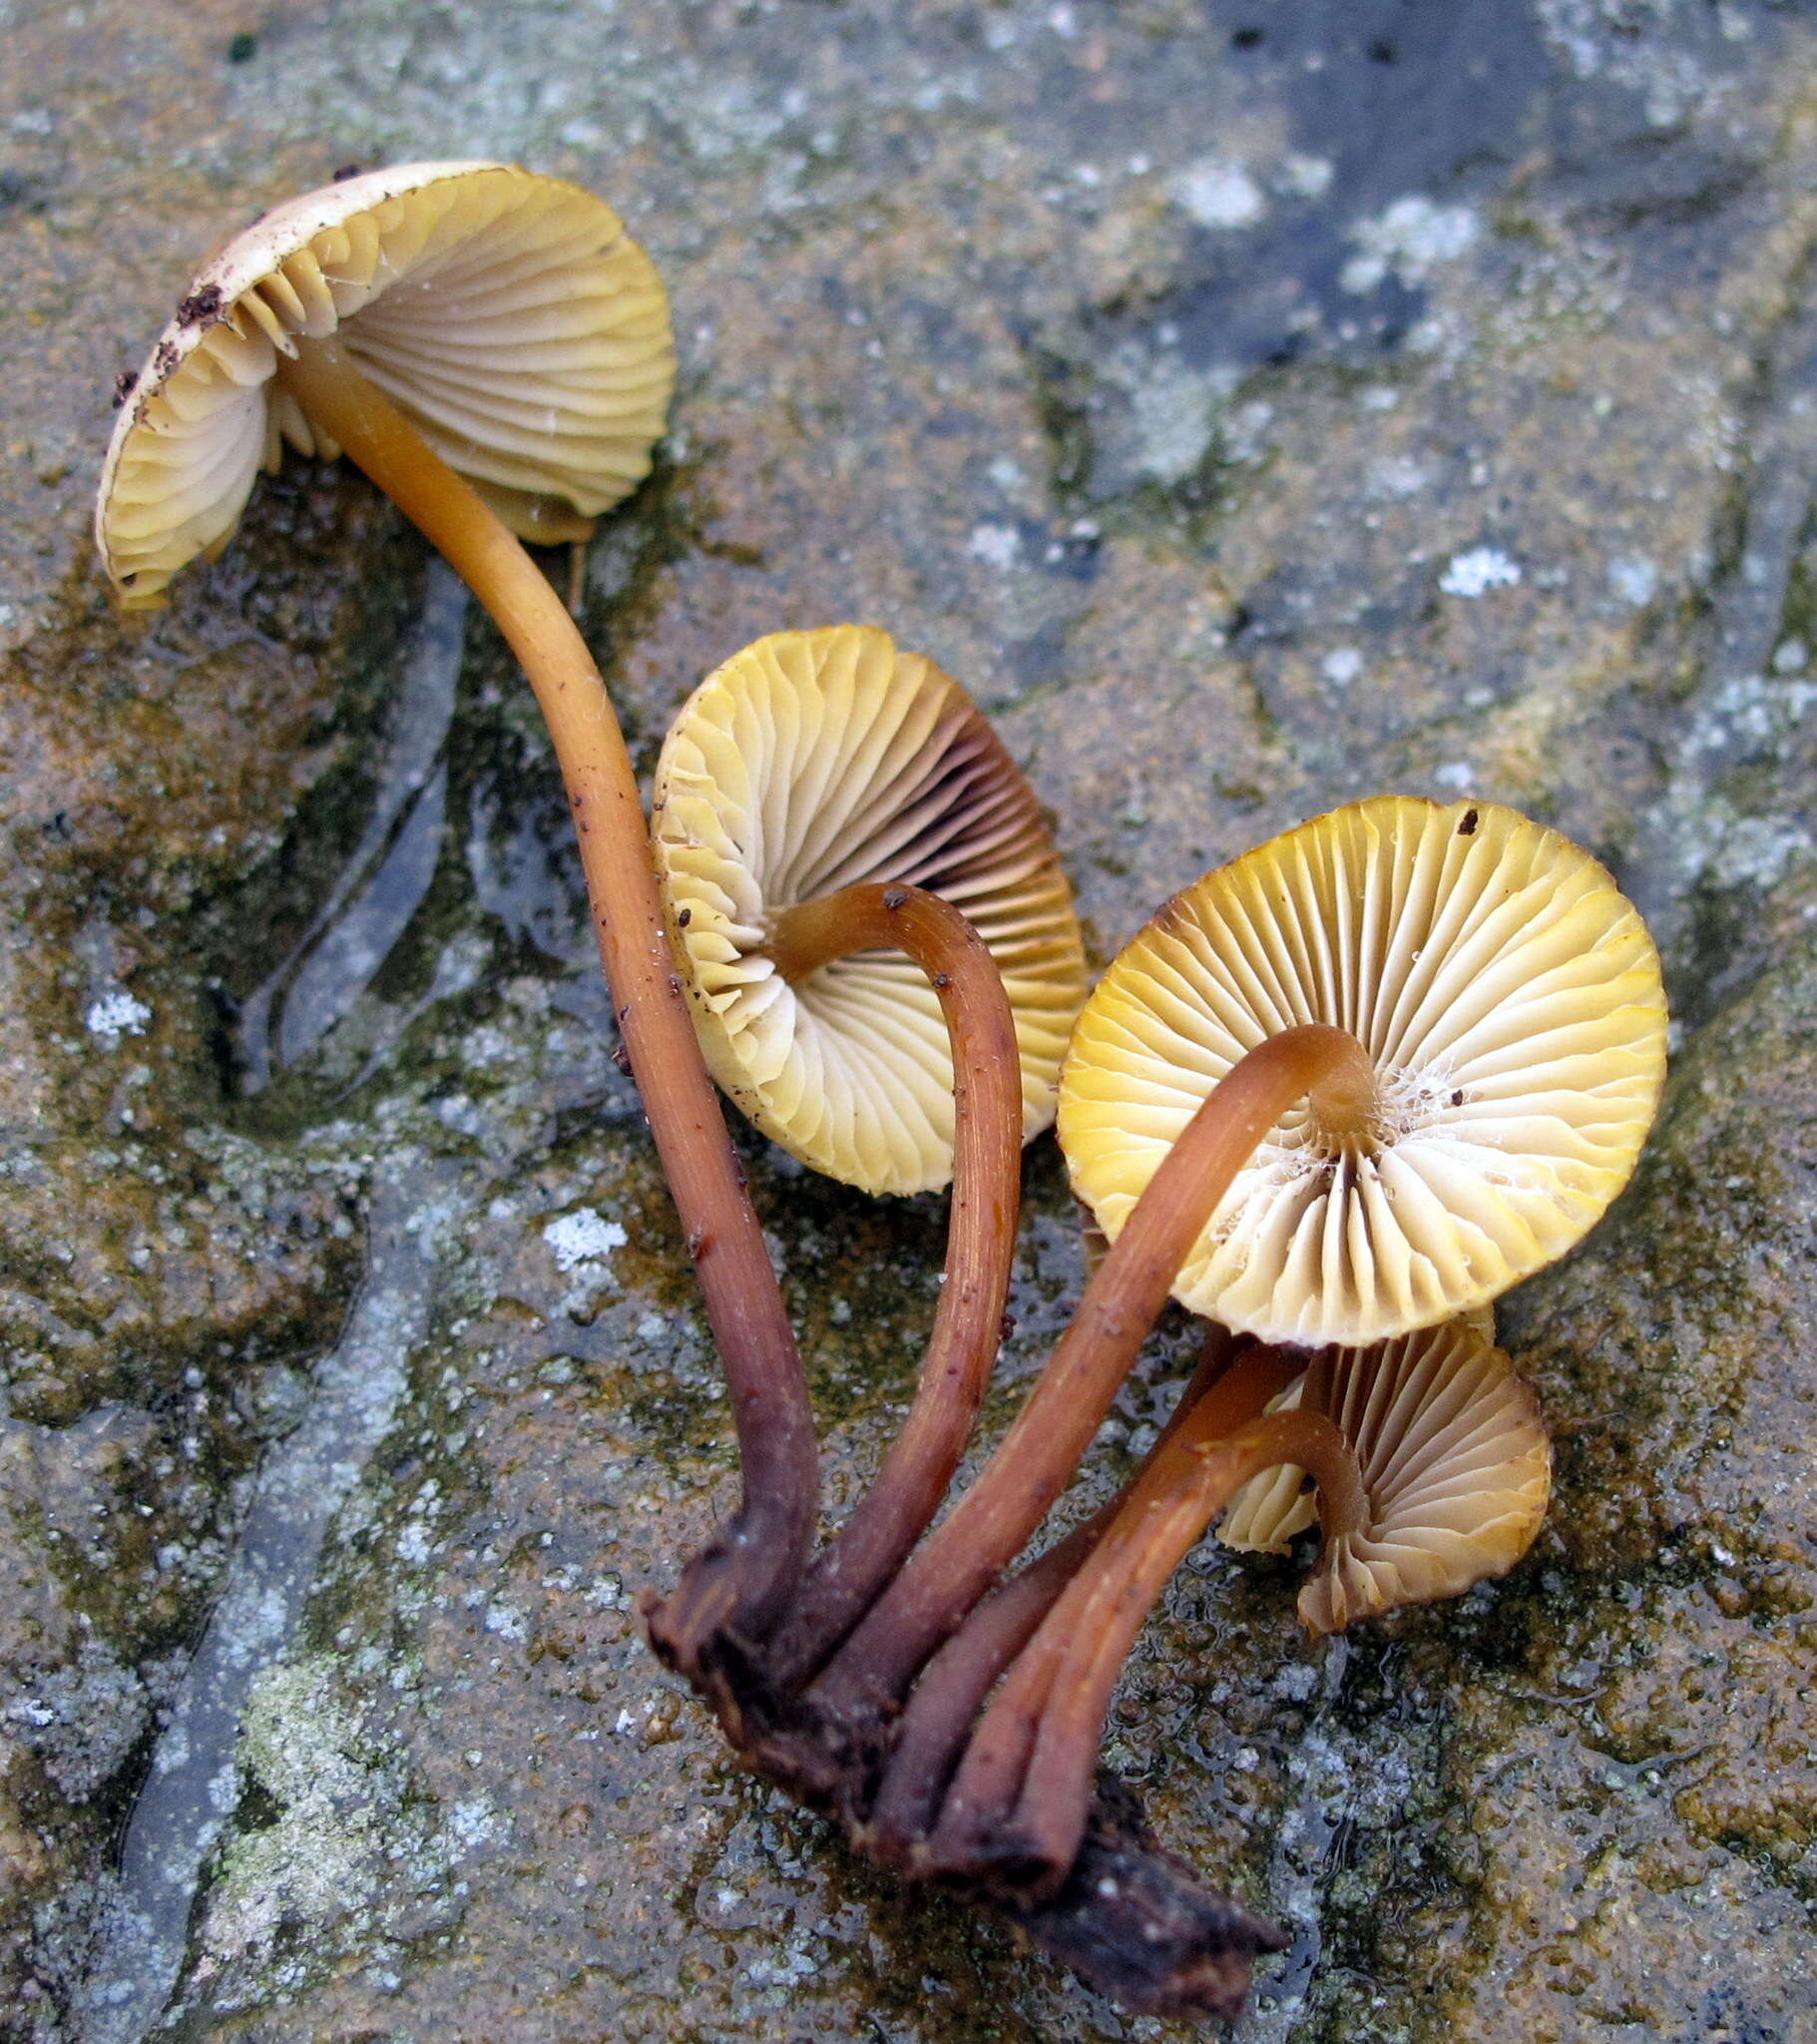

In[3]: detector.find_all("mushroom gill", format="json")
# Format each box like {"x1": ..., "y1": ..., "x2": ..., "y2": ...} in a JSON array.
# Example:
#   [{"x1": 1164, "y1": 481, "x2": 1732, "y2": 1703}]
[
  {"x1": 1061, "y1": 794, "x2": 1668, "y2": 1345},
  {"x1": 654, "y1": 624, "x2": 1088, "y2": 1196}
]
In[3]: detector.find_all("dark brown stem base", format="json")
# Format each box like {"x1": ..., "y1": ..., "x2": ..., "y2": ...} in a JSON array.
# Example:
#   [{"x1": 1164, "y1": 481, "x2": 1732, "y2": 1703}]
[
  {"x1": 1007, "y1": 1775, "x2": 1288, "y2": 2021},
  {"x1": 638, "y1": 1406, "x2": 1291, "y2": 2027},
  {"x1": 923, "y1": 1391, "x2": 1361, "y2": 1896},
  {"x1": 640, "y1": 1629, "x2": 1286, "y2": 2023},
  {"x1": 863, "y1": 1326, "x2": 1247, "y2": 1860},
  {"x1": 645, "y1": 1336, "x2": 1298, "y2": 2022}
]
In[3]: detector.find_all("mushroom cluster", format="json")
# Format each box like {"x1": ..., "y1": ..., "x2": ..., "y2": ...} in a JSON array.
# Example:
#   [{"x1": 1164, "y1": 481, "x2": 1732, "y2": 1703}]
[
  {"x1": 97, "y1": 164, "x2": 1670, "y2": 2027},
  {"x1": 785, "y1": 792, "x2": 1663, "y2": 1967}
]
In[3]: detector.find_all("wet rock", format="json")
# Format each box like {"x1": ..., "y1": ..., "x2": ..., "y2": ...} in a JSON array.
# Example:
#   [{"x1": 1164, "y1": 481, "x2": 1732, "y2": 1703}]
[{"x1": 2, "y1": 4, "x2": 1815, "y2": 2043}]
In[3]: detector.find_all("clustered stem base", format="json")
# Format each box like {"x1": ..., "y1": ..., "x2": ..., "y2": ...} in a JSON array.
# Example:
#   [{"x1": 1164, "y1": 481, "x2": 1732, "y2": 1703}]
[{"x1": 640, "y1": 1028, "x2": 1380, "y2": 2020}]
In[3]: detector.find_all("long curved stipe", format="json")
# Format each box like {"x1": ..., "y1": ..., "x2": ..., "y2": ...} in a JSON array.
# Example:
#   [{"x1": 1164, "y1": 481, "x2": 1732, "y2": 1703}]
[
  {"x1": 276, "y1": 336, "x2": 818, "y2": 1652},
  {"x1": 762, "y1": 882, "x2": 1023, "y2": 1687}
]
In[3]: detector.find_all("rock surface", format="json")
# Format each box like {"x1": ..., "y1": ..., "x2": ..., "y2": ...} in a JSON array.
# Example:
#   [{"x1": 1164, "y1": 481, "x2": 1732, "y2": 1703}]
[{"x1": 3, "y1": 3, "x2": 1814, "y2": 2040}]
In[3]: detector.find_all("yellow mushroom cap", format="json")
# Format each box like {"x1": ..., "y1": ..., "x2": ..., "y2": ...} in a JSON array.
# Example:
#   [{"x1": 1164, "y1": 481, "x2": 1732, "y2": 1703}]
[
  {"x1": 1059, "y1": 796, "x2": 1667, "y2": 1345},
  {"x1": 97, "y1": 162, "x2": 676, "y2": 608},
  {"x1": 1217, "y1": 1318, "x2": 1552, "y2": 1636},
  {"x1": 654, "y1": 625, "x2": 1089, "y2": 1195}
]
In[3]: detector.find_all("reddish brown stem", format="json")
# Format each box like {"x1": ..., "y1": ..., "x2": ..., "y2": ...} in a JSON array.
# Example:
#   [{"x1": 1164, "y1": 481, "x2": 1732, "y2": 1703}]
[
  {"x1": 813, "y1": 1024, "x2": 1375, "y2": 1718},
  {"x1": 762, "y1": 882, "x2": 1024, "y2": 1686},
  {"x1": 276, "y1": 338, "x2": 817, "y2": 1649},
  {"x1": 927, "y1": 1395, "x2": 1367, "y2": 1892},
  {"x1": 912, "y1": 1341, "x2": 1310, "y2": 1878},
  {"x1": 864, "y1": 1325, "x2": 1264, "y2": 1857}
]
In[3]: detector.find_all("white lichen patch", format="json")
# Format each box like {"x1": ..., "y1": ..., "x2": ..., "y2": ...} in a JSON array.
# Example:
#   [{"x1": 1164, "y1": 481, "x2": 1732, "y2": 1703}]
[
  {"x1": 482, "y1": 1600, "x2": 528, "y2": 1642},
  {"x1": 1685, "y1": 805, "x2": 1814, "y2": 891},
  {"x1": 198, "y1": 1658, "x2": 398, "y2": 1966},
  {"x1": 447, "y1": 1796, "x2": 501, "y2": 1850},
  {"x1": 967, "y1": 521, "x2": 1020, "y2": 571},
  {"x1": 1170, "y1": 156, "x2": 1266, "y2": 231},
  {"x1": 746, "y1": 1929, "x2": 821, "y2": 1989},
  {"x1": 1275, "y1": 152, "x2": 1334, "y2": 202},
  {"x1": 1683, "y1": 669, "x2": 1817, "y2": 761},
  {"x1": 1342, "y1": 195, "x2": 1481, "y2": 294},
  {"x1": 1536, "y1": 0, "x2": 1719, "y2": 129},
  {"x1": 1440, "y1": 547, "x2": 1523, "y2": 597},
  {"x1": 1119, "y1": 349, "x2": 1241, "y2": 486},
  {"x1": 4, "y1": 1640, "x2": 149, "y2": 1801},
  {"x1": 1366, "y1": 454, "x2": 1431, "y2": 500},
  {"x1": 194, "y1": 1654, "x2": 490, "y2": 2001},
  {"x1": 84, "y1": 989, "x2": 151, "y2": 1041},
  {"x1": 542, "y1": 1208, "x2": 629, "y2": 1272},
  {"x1": 1608, "y1": 554, "x2": 1660, "y2": 607}
]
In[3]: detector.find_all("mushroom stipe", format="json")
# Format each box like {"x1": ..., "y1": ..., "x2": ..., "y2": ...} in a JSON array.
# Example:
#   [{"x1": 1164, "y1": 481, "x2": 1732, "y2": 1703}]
[{"x1": 719, "y1": 879, "x2": 1026, "y2": 1689}]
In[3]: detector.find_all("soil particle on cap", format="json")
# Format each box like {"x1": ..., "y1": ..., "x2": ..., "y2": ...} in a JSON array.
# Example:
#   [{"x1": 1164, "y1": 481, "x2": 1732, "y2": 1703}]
[{"x1": 176, "y1": 281, "x2": 225, "y2": 328}]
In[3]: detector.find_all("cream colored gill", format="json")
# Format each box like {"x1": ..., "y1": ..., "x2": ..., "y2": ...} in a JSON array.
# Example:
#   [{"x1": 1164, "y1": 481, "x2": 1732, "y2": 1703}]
[
  {"x1": 98, "y1": 162, "x2": 675, "y2": 607},
  {"x1": 1059, "y1": 796, "x2": 1667, "y2": 1344},
  {"x1": 654, "y1": 625, "x2": 1088, "y2": 1195},
  {"x1": 1222, "y1": 1319, "x2": 1555, "y2": 1637}
]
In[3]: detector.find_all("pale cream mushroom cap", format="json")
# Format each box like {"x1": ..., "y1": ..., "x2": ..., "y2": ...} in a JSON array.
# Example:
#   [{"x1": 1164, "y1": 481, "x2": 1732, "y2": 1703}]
[
  {"x1": 97, "y1": 162, "x2": 675, "y2": 608},
  {"x1": 1216, "y1": 1318, "x2": 1552, "y2": 1637},
  {"x1": 1059, "y1": 796, "x2": 1667, "y2": 1345},
  {"x1": 1219, "y1": 1302, "x2": 1495, "y2": 1552},
  {"x1": 654, "y1": 625, "x2": 1089, "y2": 1195}
]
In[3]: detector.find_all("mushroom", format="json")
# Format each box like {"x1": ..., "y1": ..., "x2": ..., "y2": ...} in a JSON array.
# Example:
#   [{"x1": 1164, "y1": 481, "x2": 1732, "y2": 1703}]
[
  {"x1": 653, "y1": 624, "x2": 1087, "y2": 1195},
  {"x1": 95, "y1": 164, "x2": 818, "y2": 1651},
  {"x1": 1063, "y1": 795, "x2": 1667, "y2": 1346},
  {"x1": 1231, "y1": 1316, "x2": 1551, "y2": 1634},
  {"x1": 919, "y1": 1314, "x2": 1550, "y2": 1891},
  {"x1": 809, "y1": 795, "x2": 1663, "y2": 1734},
  {"x1": 98, "y1": 163, "x2": 673, "y2": 601},
  {"x1": 652, "y1": 624, "x2": 1089, "y2": 1680}
]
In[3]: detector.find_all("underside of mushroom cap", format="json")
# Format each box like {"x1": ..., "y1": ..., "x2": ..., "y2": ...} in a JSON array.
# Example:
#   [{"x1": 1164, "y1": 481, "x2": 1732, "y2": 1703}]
[
  {"x1": 654, "y1": 625, "x2": 1089, "y2": 1194},
  {"x1": 1059, "y1": 796, "x2": 1667, "y2": 1345},
  {"x1": 1219, "y1": 1304, "x2": 1496, "y2": 1553},
  {"x1": 1213, "y1": 1319, "x2": 1552, "y2": 1636},
  {"x1": 98, "y1": 161, "x2": 676, "y2": 607}
]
